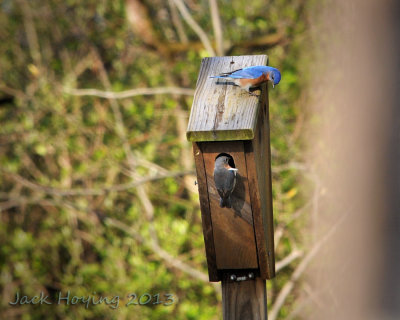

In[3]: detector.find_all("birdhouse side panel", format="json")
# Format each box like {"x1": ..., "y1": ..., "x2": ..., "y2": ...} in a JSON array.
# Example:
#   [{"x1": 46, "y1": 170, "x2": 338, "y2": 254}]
[{"x1": 245, "y1": 87, "x2": 275, "y2": 279}]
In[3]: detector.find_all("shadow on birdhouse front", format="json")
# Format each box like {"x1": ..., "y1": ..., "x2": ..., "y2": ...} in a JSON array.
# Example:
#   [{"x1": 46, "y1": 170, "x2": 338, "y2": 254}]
[{"x1": 231, "y1": 174, "x2": 247, "y2": 219}]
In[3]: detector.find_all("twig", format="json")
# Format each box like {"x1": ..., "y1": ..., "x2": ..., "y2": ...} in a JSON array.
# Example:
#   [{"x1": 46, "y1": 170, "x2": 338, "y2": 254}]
[
  {"x1": 274, "y1": 226, "x2": 284, "y2": 249},
  {"x1": 106, "y1": 217, "x2": 221, "y2": 293},
  {"x1": 150, "y1": 233, "x2": 210, "y2": 283},
  {"x1": 310, "y1": 169, "x2": 321, "y2": 242},
  {"x1": 208, "y1": 0, "x2": 224, "y2": 56},
  {"x1": 268, "y1": 213, "x2": 348, "y2": 320},
  {"x1": 303, "y1": 282, "x2": 325, "y2": 310},
  {"x1": 16, "y1": 0, "x2": 41, "y2": 66},
  {"x1": 275, "y1": 250, "x2": 303, "y2": 273},
  {"x1": 172, "y1": 0, "x2": 216, "y2": 56},
  {"x1": 157, "y1": 33, "x2": 283, "y2": 54},
  {"x1": 274, "y1": 200, "x2": 312, "y2": 249},
  {"x1": 287, "y1": 258, "x2": 349, "y2": 320},
  {"x1": 272, "y1": 161, "x2": 308, "y2": 174},
  {"x1": 125, "y1": 0, "x2": 168, "y2": 54},
  {"x1": 174, "y1": 107, "x2": 198, "y2": 194},
  {"x1": 168, "y1": 0, "x2": 189, "y2": 43},
  {"x1": 0, "y1": 85, "x2": 27, "y2": 99},
  {"x1": 64, "y1": 86, "x2": 195, "y2": 99},
  {"x1": 4, "y1": 169, "x2": 194, "y2": 196},
  {"x1": 0, "y1": 196, "x2": 44, "y2": 211},
  {"x1": 228, "y1": 33, "x2": 284, "y2": 52}
]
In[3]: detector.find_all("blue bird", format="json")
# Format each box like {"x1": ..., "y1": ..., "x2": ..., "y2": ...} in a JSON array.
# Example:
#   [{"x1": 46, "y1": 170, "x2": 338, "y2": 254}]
[{"x1": 210, "y1": 65, "x2": 281, "y2": 93}]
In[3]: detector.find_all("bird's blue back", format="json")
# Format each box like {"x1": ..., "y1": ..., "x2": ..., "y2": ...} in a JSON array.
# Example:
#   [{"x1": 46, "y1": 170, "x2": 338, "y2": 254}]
[{"x1": 216, "y1": 66, "x2": 281, "y2": 85}]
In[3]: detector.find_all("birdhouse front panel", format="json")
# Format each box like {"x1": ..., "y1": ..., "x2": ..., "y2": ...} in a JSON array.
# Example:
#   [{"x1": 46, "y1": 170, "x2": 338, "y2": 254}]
[{"x1": 198, "y1": 141, "x2": 258, "y2": 270}]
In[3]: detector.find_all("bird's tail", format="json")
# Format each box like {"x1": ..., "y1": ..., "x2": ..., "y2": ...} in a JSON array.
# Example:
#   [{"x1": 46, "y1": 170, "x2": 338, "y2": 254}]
[
  {"x1": 210, "y1": 69, "x2": 243, "y2": 79},
  {"x1": 219, "y1": 196, "x2": 232, "y2": 208},
  {"x1": 210, "y1": 75, "x2": 230, "y2": 79}
]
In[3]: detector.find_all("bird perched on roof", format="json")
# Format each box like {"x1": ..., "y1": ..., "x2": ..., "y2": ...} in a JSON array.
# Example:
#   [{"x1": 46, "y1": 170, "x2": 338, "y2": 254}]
[
  {"x1": 214, "y1": 156, "x2": 238, "y2": 208},
  {"x1": 210, "y1": 65, "x2": 281, "y2": 94}
]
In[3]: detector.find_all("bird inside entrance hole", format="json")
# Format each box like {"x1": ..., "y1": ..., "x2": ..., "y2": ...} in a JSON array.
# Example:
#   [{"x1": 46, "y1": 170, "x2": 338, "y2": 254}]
[{"x1": 214, "y1": 155, "x2": 238, "y2": 208}]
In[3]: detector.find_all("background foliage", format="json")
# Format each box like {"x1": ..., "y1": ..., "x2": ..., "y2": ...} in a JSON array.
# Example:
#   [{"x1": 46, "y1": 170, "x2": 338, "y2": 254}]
[{"x1": 0, "y1": 0, "x2": 313, "y2": 318}]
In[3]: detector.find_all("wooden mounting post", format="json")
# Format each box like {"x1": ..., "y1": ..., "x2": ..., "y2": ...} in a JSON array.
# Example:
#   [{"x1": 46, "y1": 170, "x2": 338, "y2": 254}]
[
  {"x1": 187, "y1": 55, "x2": 275, "y2": 319},
  {"x1": 222, "y1": 278, "x2": 267, "y2": 320}
]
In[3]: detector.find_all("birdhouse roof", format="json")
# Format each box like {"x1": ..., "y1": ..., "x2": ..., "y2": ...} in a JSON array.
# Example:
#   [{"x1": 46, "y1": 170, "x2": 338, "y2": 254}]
[{"x1": 186, "y1": 55, "x2": 268, "y2": 142}]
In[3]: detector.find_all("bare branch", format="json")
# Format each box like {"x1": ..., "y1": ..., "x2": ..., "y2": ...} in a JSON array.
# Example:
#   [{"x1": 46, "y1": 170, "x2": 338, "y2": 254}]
[
  {"x1": 172, "y1": 0, "x2": 216, "y2": 56},
  {"x1": 228, "y1": 33, "x2": 284, "y2": 52},
  {"x1": 272, "y1": 161, "x2": 308, "y2": 174},
  {"x1": 174, "y1": 107, "x2": 198, "y2": 194},
  {"x1": 4, "y1": 169, "x2": 194, "y2": 197},
  {"x1": 0, "y1": 196, "x2": 44, "y2": 211},
  {"x1": 275, "y1": 249, "x2": 303, "y2": 273},
  {"x1": 0, "y1": 85, "x2": 27, "y2": 100},
  {"x1": 274, "y1": 200, "x2": 312, "y2": 249},
  {"x1": 16, "y1": 0, "x2": 41, "y2": 66},
  {"x1": 158, "y1": 33, "x2": 283, "y2": 54},
  {"x1": 269, "y1": 213, "x2": 348, "y2": 320},
  {"x1": 168, "y1": 0, "x2": 189, "y2": 43},
  {"x1": 208, "y1": 0, "x2": 224, "y2": 56},
  {"x1": 106, "y1": 217, "x2": 221, "y2": 290},
  {"x1": 64, "y1": 86, "x2": 195, "y2": 99},
  {"x1": 125, "y1": 0, "x2": 169, "y2": 55},
  {"x1": 150, "y1": 231, "x2": 210, "y2": 283}
]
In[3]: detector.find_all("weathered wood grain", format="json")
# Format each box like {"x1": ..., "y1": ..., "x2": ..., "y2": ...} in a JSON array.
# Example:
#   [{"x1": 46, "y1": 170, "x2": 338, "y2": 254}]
[
  {"x1": 192, "y1": 142, "x2": 219, "y2": 281},
  {"x1": 200, "y1": 141, "x2": 258, "y2": 270},
  {"x1": 222, "y1": 278, "x2": 267, "y2": 320},
  {"x1": 245, "y1": 84, "x2": 275, "y2": 279},
  {"x1": 187, "y1": 55, "x2": 268, "y2": 142}
]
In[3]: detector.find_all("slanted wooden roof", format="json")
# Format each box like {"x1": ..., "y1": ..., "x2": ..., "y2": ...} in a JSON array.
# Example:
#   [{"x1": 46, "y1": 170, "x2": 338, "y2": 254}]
[{"x1": 186, "y1": 55, "x2": 268, "y2": 142}]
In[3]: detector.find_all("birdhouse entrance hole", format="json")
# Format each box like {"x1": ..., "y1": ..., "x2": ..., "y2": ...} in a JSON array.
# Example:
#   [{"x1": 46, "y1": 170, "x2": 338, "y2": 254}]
[{"x1": 215, "y1": 153, "x2": 236, "y2": 169}]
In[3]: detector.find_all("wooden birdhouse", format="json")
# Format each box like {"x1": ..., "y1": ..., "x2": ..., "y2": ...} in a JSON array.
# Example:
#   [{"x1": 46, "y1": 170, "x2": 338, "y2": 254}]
[{"x1": 187, "y1": 55, "x2": 275, "y2": 282}]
